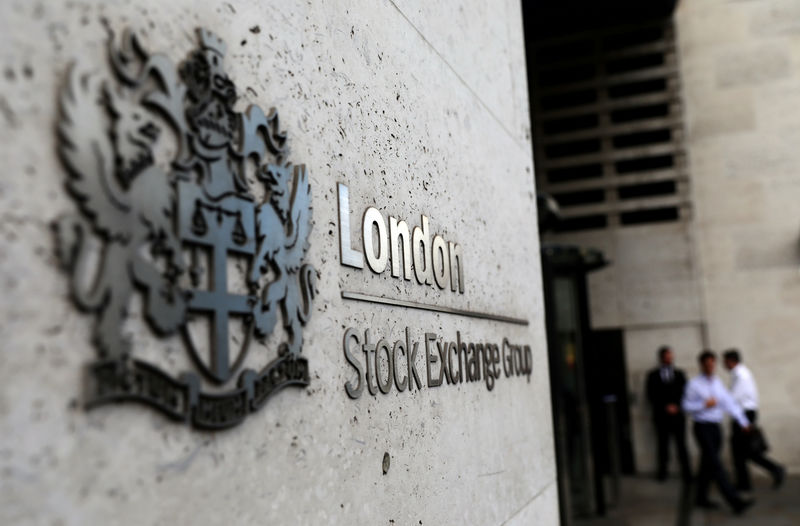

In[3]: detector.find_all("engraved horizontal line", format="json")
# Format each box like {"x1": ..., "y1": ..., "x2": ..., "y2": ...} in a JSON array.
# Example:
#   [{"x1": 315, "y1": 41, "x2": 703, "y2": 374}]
[{"x1": 340, "y1": 291, "x2": 529, "y2": 326}]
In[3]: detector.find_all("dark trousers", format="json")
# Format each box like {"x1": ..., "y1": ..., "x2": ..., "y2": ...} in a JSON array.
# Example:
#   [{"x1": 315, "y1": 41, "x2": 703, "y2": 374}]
[
  {"x1": 654, "y1": 414, "x2": 691, "y2": 479},
  {"x1": 731, "y1": 410, "x2": 782, "y2": 490},
  {"x1": 693, "y1": 422, "x2": 742, "y2": 507}
]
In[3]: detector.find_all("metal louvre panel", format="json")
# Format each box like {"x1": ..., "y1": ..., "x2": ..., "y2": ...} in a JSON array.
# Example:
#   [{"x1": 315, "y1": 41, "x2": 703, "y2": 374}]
[{"x1": 531, "y1": 19, "x2": 689, "y2": 231}]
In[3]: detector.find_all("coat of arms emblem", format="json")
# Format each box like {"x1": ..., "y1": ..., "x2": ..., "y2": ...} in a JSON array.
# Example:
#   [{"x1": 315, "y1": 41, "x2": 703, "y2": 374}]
[{"x1": 53, "y1": 27, "x2": 317, "y2": 429}]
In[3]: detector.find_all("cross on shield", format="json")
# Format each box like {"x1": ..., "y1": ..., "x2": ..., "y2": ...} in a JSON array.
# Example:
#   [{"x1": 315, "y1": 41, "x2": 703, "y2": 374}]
[{"x1": 177, "y1": 180, "x2": 257, "y2": 384}]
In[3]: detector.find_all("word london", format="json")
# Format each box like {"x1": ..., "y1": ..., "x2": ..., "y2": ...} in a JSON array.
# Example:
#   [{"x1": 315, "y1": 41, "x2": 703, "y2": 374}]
[{"x1": 338, "y1": 183, "x2": 464, "y2": 292}]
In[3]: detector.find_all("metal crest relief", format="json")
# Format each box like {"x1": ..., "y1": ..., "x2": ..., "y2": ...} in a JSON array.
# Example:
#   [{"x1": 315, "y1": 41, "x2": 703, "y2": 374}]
[{"x1": 53, "y1": 27, "x2": 317, "y2": 429}]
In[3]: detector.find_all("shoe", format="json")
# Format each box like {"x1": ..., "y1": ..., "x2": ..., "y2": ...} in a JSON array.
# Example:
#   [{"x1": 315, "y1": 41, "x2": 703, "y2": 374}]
[
  {"x1": 737, "y1": 490, "x2": 754, "y2": 501},
  {"x1": 695, "y1": 500, "x2": 720, "y2": 510},
  {"x1": 773, "y1": 467, "x2": 786, "y2": 490},
  {"x1": 733, "y1": 498, "x2": 754, "y2": 515}
]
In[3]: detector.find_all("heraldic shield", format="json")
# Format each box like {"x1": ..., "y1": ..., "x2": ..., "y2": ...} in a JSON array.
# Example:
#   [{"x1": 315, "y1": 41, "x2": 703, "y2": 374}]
[{"x1": 53, "y1": 26, "x2": 317, "y2": 429}]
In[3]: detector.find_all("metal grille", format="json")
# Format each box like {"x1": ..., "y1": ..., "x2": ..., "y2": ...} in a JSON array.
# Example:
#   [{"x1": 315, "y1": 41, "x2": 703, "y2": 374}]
[{"x1": 531, "y1": 20, "x2": 688, "y2": 232}]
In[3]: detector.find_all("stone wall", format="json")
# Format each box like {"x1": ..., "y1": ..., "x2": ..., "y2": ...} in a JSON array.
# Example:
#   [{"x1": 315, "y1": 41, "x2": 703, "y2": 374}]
[
  {"x1": 0, "y1": 1, "x2": 555, "y2": 524},
  {"x1": 676, "y1": 0, "x2": 800, "y2": 472},
  {"x1": 543, "y1": 0, "x2": 800, "y2": 477}
]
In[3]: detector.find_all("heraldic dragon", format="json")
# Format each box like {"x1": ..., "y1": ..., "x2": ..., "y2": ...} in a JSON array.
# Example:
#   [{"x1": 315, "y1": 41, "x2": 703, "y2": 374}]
[{"x1": 54, "y1": 26, "x2": 317, "y2": 385}]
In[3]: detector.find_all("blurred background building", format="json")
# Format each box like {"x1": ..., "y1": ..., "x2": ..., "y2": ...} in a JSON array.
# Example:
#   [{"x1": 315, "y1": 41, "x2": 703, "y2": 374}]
[{"x1": 524, "y1": 0, "x2": 800, "y2": 522}]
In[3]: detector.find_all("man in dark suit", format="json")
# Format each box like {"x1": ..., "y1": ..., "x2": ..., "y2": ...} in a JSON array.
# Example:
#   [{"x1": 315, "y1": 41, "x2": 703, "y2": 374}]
[{"x1": 646, "y1": 346, "x2": 691, "y2": 481}]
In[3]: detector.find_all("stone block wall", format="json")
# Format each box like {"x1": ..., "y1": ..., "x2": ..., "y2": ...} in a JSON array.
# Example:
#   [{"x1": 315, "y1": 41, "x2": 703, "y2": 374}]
[{"x1": 676, "y1": 0, "x2": 800, "y2": 472}]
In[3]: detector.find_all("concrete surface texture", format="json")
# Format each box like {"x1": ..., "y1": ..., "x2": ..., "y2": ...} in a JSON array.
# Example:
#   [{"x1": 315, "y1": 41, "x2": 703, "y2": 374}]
[
  {"x1": 0, "y1": 1, "x2": 553, "y2": 525},
  {"x1": 575, "y1": 475, "x2": 800, "y2": 526}
]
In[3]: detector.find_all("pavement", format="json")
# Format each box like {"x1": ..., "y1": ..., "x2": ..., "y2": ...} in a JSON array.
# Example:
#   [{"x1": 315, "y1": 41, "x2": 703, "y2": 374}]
[{"x1": 574, "y1": 474, "x2": 800, "y2": 526}]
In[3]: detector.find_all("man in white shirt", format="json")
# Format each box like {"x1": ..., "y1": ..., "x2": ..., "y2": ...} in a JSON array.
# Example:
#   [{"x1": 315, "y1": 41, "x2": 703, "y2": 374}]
[
  {"x1": 723, "y1": 349, "x2": 786, "y2": 492},
  {"x1": 682, "y1": 350, "x2": 753, "y2": 514}
]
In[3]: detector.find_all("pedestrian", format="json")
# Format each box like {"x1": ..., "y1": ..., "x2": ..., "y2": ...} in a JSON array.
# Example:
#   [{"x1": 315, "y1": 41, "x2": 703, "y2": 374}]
[
  {"x1": 646, "y1": 345, "x2": 691, "y2": 482},
  {"x1": 682, "y1": 350, "x2": 753, "y2": 514},
  {"x1": 722, "y1": 349, "x2": 786, "y2": 492}
]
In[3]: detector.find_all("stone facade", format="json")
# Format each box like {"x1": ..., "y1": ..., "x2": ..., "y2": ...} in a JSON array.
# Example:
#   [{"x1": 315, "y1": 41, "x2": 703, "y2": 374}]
[
  {"x1": 546, "y1": 0, "x2": 800, "y2": 476},
  {"x1": 677, "y1": 0, "x2": 800, "y2": 472},
  {"x1": 0, "y1": 1, "x2": 554, "y2": 524}
]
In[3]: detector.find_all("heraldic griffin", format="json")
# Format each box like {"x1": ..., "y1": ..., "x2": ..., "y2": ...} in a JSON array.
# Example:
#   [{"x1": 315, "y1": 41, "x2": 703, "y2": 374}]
[{"x1": 53, "y1": 27, "x2": 317, "y2": 428}]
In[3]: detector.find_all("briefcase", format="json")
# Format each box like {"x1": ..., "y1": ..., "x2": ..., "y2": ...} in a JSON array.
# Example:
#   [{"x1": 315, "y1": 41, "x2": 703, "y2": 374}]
[{"x1": 748, "y1": 426, "x2": 769, "y2": 455}]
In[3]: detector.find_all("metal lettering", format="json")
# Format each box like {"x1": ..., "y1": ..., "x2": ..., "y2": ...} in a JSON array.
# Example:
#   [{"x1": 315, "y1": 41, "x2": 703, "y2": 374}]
[
  {"x1": 412, "y1": 216, "x2": 433, "y2": 286},
  {"x1": 341, "y1": 328, "x2": 533, "y2": 397},
  {"x1": 340, "y1": 196, "x2": 465, "y2": 293},
  {"x1": 362, "y1": 329, "x2": 378, "y2": 396},
  {"x1": 502, "y1": 338, "x2": 512, "y2": 378},
  {"x1": 483, "y1": 344, "x2": 496, "y2": 392},
  {"x1": 338, "y1": 183, "x2": 364, "y2": 268},
  {"x1": 425, "y1": 332, "x2": 440, "y2": 388},
  {"x1": 475, "y1": 343, "x2": 486, "y2": 385},
  {"x1": 406, "y1": 327, "x2": 422, "y2": 391},
  {"x1": 524, "y1": 345, "x2": 533, "y2": 382},
  {"x1": 436, "y1": 338, "x2": 451, "y2": 385},
  {"x1": 448, "y1": 341, "x2": 461, "y2": 383},
  {"x1": 468, "y1": 342, "x2": 480, "y2": 381},
  {"x1": 375, "y1": 338, "x2": 393, "y2": 394},
  {"x1": 393, "y1": 339, "x2": 408, "y2": 392},
  {"x1": 432, "y1": 235, "x2": 450, "y2": 290},
  {"x1": 363, "y1": 207, "x2": 388, "y2": 273},
  {"x1": 457, "y1": 332, "x2": 472, "y2": 382},
  {"x1": 503, "y1": 338, "x2": 533, "y2": 381},
  {"x1": 448, "y1": 242, "x2": 464, "y2": 293},
  {"x1": 489, "y1": 344, "x2": 498, "y2": 375},
  {"x1": 389, "y1": 217, "x2": 412, "y2": 280},
  {"x1": 343, "y1": 328, "x2": 364, "y2": 399}
]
